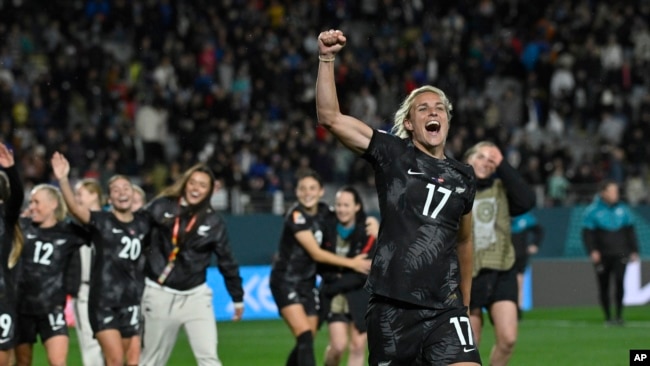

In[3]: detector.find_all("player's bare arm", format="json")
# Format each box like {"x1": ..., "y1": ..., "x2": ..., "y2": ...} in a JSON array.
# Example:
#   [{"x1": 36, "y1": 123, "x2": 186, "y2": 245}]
[
  {"x1": 316, "y1": 29, "x2": 373, "y2": 155},
  {"x1": 51, "y1": 152, "x2": 91, "y2": 224},
  {"x1": 0, "y1": 142, "x2": 15, "y2": 168},
  {"x1": 294, "y1": 230, "x2": 371, "y2": 274}
]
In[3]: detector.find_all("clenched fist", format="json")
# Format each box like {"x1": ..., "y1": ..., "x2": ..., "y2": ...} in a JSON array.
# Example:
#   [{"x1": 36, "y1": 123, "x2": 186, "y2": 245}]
[{"x1": 318, "y1": 29, "x2": 347, "y2": 57}]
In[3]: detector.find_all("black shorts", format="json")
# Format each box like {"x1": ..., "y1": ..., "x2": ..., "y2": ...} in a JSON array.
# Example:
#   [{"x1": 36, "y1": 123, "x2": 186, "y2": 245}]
[
  {"x1": 366, "y1": 295, "x2": 481, "y2": 366},
  {"x1": 470, "y1": 267, "x2": 518, "y2": 311},
  {"x1": 270, "y1": 283, "x2": 319, "y2": 316},
  {"x1": 89, "y1": 305, "x2": 141, "y2": 337},
  {"x1": 16, "y1": 306, "x2": 69, "y2": 344},
  {"x1": 0, "y1": 302, "x2": 16, "y2": 350}
]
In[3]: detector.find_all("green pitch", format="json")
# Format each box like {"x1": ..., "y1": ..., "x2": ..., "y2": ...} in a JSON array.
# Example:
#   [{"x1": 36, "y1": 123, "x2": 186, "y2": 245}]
[{"x1": 31, "y1": 305, "x2": 649, "y2": 365}]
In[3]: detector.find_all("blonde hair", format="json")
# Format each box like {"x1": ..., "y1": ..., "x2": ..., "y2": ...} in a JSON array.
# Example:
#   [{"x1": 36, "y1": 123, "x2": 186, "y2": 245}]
[
  {"x1": 391, "y1": 85, "x2": 453, "y2": 139},
  {"x1": 463, "y1": 141, "x2": 497, "y2": 162},
  {"x1": 31, "y1": 184, "x2": 68, "y2": 222},
  {"x1": 75, "y1": 178, "x2": 105, "y2": 208}
]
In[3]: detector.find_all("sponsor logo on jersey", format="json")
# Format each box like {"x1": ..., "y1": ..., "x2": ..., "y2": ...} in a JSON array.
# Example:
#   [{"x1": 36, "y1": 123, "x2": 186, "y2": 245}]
[
  {"x1": 292, "y1": 211, "x2": 305, "y2": 225},
  {"x1": 463, "y1": 347, "x2": 476, "y2": 353},
  {"x1": 407, "y1": 169, "x2": 425, "y2": 175},
  {"x1": 103, "y1": 316, "x2": 114, "y2": 324},
  {"x1": 112, "y1": 228, "x2": 123, "y2": 234},
  {"x1": 163, "y1": 212, "x2": 175, "y2": 218},
  {"x1": 55, "y1": 239, "x2": 67, "y2": 246},
  {"x1": 26, "y1": 234, "x2": 37, "y2": 239},
  {"x1": 455, "y1": 187, "x2": 466, "y2": 194},
  {"x1": 197, "y1": 225, "x2": 210, "y2": 237}
]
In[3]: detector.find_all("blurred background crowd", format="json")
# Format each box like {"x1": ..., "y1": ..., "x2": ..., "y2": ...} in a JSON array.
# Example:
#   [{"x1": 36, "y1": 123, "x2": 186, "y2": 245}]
[{"x1": 1, "y1": 0, "x2": 649, "y2": 213}]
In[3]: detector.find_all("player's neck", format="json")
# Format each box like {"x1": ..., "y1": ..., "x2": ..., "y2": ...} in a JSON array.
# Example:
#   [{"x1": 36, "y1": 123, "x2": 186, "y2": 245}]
[
  {"x1": 38, "y1": 217, "x2": 58, "y2": 229},
  {"x1": 112, "y1": 208, "x2": 134, "y2": 222}
]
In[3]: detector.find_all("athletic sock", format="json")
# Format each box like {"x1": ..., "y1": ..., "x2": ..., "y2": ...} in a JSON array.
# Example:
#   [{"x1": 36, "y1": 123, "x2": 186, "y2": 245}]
[{"x1": 296, "y1": 331, "x2": 315, "y2": 366}]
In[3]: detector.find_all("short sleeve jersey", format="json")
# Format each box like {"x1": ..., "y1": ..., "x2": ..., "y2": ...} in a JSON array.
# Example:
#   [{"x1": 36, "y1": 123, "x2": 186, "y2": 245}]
[
  {"x1": 17, "y1": 218, "x2": 88, "y2": 314},
  {"x1": 270, "y1": 202, "x2": 333, "y2": 288},
  {"x1": 362, "y1": 130, "x2": 476, "y2": 309},
  {"x1": 87, "y1": 211, "x2": 151, "y2": 308}
]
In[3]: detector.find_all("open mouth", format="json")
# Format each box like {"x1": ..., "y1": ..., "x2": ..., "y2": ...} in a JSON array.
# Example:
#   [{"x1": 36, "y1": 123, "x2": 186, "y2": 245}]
[{"x1": 425, "y1": 121, "x2": 441, "y2": 132}]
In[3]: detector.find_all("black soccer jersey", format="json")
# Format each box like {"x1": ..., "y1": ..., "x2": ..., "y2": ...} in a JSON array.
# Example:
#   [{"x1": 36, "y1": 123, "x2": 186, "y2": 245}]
[
  {"x1": 270, "y1": 202, "x2": 333, "y2": 288},
  {"x1": 362, "y1": 130, "x2": 476, "y2": 309},
  {"x1": 87, "y1": 211, "x2": 152, "y2": 308},
  {"x1": 0, "y1": 166, "x2": 23, "y2": 305},
  {"x1": 17, "y1": 218, "x2": 88, "y2": 314},
  {"x1": 143, "y1": 197, "x2": 243, "y2": 301}
]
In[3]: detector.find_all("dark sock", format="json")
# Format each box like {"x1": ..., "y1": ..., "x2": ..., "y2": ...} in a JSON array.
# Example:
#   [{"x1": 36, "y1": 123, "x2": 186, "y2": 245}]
[
  {"x1": 286, "y1": 346, "x2": 298, "y2": 366},
  {"x1": 296, "y1": 331, "x2": 315, "y2": 366}
]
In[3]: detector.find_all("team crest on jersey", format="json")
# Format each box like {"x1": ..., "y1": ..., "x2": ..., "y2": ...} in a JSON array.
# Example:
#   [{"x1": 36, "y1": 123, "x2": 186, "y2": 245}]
[
  {"x1": 129, "y1": 229, "x2": 135, "y2": 236},
  {"x1": 292, "y1": 211, "x2": 306, "y2": 224}
]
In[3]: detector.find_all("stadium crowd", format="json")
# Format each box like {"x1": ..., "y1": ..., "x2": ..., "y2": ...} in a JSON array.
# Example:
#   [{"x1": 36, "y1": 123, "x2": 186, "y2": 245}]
[{"x1": 1, "y1": 0, "x2": 650, "y2": 212}]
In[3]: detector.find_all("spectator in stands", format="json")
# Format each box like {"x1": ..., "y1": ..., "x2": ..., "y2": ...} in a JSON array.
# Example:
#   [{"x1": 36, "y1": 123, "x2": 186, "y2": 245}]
[{"x1": 582, "y1": 180, "x2": 639, "y2": 326}]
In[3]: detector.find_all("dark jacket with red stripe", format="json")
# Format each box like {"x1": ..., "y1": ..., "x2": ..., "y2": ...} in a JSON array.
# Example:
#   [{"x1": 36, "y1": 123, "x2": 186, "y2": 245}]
[{"x1": 318, "y1": 212, "x2": 376, "y2": 332}]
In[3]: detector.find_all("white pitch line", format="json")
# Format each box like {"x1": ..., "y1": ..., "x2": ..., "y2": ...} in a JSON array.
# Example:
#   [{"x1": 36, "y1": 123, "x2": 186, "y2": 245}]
[{"x1": 520, "y1": 320, "x2": 650, "y2": 328}]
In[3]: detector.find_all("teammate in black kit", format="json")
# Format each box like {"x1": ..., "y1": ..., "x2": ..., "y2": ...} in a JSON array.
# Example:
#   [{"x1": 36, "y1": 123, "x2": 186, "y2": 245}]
[
  {"x1": 51, "y1": 152, "x2": 151, "y2": 366},
  {"x1": 0, "y1": 142, "x2": 24, "y2": 366},
  {"x1": 15, "y1": 184, "x2": 87, "y2": 366},
  {"x1": 316, "y1": 30, "x2": 480, "y2": 366},
  {"x1": 319, "y1": 186, "x2": 378, "y2": 366},
  {"x1": 140, "y1": 163, "x2": 244, "y2": 366},
  {"x1": 270, "y1": 171, "x2": 371, "y2": 366}
]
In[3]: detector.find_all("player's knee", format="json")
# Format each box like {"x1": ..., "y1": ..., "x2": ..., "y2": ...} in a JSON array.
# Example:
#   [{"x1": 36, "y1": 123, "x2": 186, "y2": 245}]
[{"x1": 496, "y1": 332, "x2": 517, "y2": 352}]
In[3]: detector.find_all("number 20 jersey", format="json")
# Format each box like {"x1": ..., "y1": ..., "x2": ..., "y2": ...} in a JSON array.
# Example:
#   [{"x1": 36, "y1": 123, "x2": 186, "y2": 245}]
[
  {"x1": 362, "y1": 130, "x2": 476, "y2": 309},
  {"x1": 87, "y1": 211, "x2": 151, "y2": 308}
]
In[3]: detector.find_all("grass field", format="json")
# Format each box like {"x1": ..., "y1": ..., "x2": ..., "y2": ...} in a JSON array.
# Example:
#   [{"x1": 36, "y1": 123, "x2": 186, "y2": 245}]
[{"x1": 31, "y1": 305, "x2": 649, "y2": 365}]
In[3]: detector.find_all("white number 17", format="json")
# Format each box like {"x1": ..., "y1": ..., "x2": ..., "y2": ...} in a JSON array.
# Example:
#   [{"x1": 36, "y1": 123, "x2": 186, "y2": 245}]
[{"x1": 422, "y1": 183, "x2": 451, "y2": 218}]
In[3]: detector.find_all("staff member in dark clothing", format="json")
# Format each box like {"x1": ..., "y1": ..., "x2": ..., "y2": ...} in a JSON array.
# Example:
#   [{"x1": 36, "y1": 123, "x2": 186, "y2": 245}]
[
  {"x1": 318, "y1": 186, "x2": 378, "y2": 366},
  {"x1": 511, "y1": 211, "x2": 544, "y2": 312},
  {"x1": 15, "y1": 184, "x2": 87, "y2": 366},
  {"x1": 465, "y1": 141, "x2": 535, "y2": 366},
  {"x1": 140, "y1": 163, "x2": 244, "y2": 366},
  {"x1": 582, "y1": 180, "x2": 639, "y2": 326},
  {"x1": 0, "y1": 142, "x2": 24, "y2": 366},
  {"x1": 317, "y1": 29, "x2": 480, "y2": 366}
]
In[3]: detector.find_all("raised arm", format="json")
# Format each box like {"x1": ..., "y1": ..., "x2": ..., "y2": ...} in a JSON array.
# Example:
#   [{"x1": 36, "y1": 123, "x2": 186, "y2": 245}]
[
  {"x1": 295, "y1": 230, "x2": 371, "y2": 274},
  {"x1": 0, "y1": 143, "x2": 24, "y2": 223},
  {"x1": 50, "y1": 152, "x2": 91, "y2": 224},
  {"x1": 316, "y1": 29, "x2": 373, "y2": 154},
  {"x1": 456, "y1": 212, "x2": 474, "y2": 308}
]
